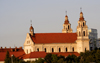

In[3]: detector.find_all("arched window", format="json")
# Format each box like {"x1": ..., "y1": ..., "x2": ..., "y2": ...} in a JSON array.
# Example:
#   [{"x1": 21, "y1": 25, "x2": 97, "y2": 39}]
[
  {"x1": 37, "y1": 48, "x2": 39, "y2": 52},
  {"x1": 52, "y1": 48, "x2": 54, "y2": 52},
  {"x1": 66, "y1": 48, "x2": 67, "y2": 52},
  {"x1": 68, "y1": 25, "x2": 69, "y2": 29},
  {"x1": 79, "y1": 32, "x2": 81, "y2": 36},
  {"x1": 59, "y1": 48, "x2": 61, "y2": 52},
  {"x1": 83, "y1": 22, "x2": 85, "y2": 26},
  {"x1": 44, "y1": 48, "x2": 46, "y2": 52},
  {"x1": 27, "y1": 49, "x2": 28, "y2": 54},
  {"x1": 83, "y1": 31, "x2": 85, "y2": 36},
  {"x1": 72, "y1": 47, "x2": 74, "y2": 52},
  {"x1": 85, "y1": 48, "x2": 86, "y2": 52}
]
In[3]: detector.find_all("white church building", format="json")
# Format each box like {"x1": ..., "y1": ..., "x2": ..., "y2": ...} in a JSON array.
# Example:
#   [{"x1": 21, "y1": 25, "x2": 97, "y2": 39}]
[{"x1": 24, "y1": 11, "x2": 90, "y2": 54}]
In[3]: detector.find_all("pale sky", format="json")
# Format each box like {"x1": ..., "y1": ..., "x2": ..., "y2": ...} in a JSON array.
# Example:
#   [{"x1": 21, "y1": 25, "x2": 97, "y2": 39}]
[{"x1": 0, "y1": 0, "x2": 100, "y2": 48}]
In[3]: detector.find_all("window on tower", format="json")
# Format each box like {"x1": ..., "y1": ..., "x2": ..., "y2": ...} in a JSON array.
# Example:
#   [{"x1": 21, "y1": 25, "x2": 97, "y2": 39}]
[
  {"x1": 68, "y1": 25, "x2": 69, "y2": 29},
  {"x1": 83, "y1": 22, "x2": 85, "y2": 26},
  {"x1": 83, "y1": 31, "x2": 85, "y2": 36}
]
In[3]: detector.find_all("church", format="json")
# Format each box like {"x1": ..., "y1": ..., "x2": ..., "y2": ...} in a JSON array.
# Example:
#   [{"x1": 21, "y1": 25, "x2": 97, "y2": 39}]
[
  {"x1": 0, "y1": 10, "x2": 90, "y2": 62},
  {"x1": 24, "y1": 11, "x2": 90, "y2": 54}
]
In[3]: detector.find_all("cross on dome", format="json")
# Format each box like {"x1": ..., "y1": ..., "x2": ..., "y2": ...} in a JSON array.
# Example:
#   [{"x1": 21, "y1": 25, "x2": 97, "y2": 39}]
[{"x1": 30, "y1": 20, "x2": 32, "y2": 26}]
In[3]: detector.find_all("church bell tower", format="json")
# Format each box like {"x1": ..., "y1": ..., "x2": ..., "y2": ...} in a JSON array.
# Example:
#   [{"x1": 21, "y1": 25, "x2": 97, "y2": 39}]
[
  {"x1": 29, "y1": 20, "x2": 34, "y2": 36},
  {"x1": 76, "y1": 8, "x2": 90, "y2": 53},
  {"x1": 62, "y1": 11, "x2": 73, "y2": 33}
]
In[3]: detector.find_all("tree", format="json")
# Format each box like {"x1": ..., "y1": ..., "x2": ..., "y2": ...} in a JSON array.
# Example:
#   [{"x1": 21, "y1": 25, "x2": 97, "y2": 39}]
[
  {"x1": 4, "y1": 51, "x2": 11, "y2": 63},
  {"x1": 58, "y1": 55, "x2": 65, "y2": 60},
  {"x1": 44, "y1": 53, "x2": 52, "y2": 63},
  {"x1": 35, "y1": 58, "x2": 44, "y2": 63},
  {"x1": 4, "y1": 51, "x2": 26, "y2": 63},
  {"x1": 57, "y1": 58, "x2": 66, "y2": 63},
  {"x1": 51, "y1": 54, "x2": 58, "y2": 63},
  {"x1": 95, "y1": 50, "x2": 100, "y2": 63}
]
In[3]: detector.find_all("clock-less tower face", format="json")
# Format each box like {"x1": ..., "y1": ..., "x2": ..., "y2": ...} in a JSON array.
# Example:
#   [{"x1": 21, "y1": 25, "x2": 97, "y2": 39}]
[{"x1": 29, "y1": 25, "x2": 34, "y2": 36}]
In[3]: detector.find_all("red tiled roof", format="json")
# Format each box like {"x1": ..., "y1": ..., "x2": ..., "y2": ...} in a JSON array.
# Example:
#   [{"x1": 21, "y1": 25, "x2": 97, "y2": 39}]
[
  {"x1": 0, "y1": 52, "x2": 6, "y2": 61},
  {"x1": 0, "y1": 51, "x2": 79, "y2": 61},
  {"x1": 22, "y1": 51, "x2": 79, "y2": 59},
  {"x1": 0, "y1": 51, "x2": 25, "y2": 61},
  {"x1": 51, "y1": 52, "x2": 80, "y2": 57},
  {"x1": 31, "y1": 33, "x2": 77, "y2": 44},
  {"x1": 22, "y1": 51, "x2": 46, "y2": 59},
  {"x1": 22, "y1": 52, "x2": 80, "y2": 59},
  {"x1": 0, "y1": 47, "x2": 23, "y2": 52}
]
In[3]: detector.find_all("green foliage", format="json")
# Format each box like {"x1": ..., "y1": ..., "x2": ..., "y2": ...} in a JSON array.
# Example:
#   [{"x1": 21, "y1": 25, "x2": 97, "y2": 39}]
[
  {"x1": 44, "y1": 53, "x2": 52, "y2": 63},
  {"x1": 4, "y1": 51, "x2": 26, "y2": 63},
  {"x1": 35, "y1": 58, "x2": 44, "y2": 63},
  {"x1": 57, "y1": 58, "x2": 66, "y2": 63},
  {"x1": 4, "y1": 51, "x2": 11, "y2": 63},
  {"x1": 5, "y1": 49, "x2": 100, "y2": 63},
  {"x1": 58, "y1": 55, "x2": 65, "y2": 60},
  {"x1": 79, "y1": 49, "x2": 100, "y2": 63},
  {"x1": 51, "y1": 54, "x2": 58, "y2": 63},
  {"x1": 65, "y1": 54, "x2": 78, "y2": 63}
]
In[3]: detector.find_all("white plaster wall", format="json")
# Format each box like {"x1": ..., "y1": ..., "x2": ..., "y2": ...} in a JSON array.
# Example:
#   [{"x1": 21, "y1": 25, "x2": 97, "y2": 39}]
[
  {"x1": 76, "y1": 39, "x2": 90, "y2": 53},
  {"x1": 24, "y1": 33, "x2": 34, "y2": 54},
  {"x1": 24, "y1": 58, "x2": 44, "y2": 62},
  {"x1": 0, "y1": 61, "x2": 4, "y2": 63},
  {"x1": 32, "y1": 43, "x2": 77, "y2": 53},
  {"x1": 24, "y1": 58, "x2": 38, "y2": 62}
]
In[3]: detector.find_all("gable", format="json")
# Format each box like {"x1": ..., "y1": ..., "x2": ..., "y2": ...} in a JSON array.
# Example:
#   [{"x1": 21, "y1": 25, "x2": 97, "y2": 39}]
[{"x1": 24, "y1": 33, "x2": 34, "y2": 46}]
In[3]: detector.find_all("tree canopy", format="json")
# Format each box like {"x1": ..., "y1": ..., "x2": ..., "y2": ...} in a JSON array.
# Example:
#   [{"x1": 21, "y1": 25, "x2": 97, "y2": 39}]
[{"x1": 4, "y1": 49, "x2": 100, "y2": 63}]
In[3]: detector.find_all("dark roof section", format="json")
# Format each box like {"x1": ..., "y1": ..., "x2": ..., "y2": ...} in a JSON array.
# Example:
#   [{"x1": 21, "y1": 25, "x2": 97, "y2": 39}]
[{"x1": 0, "y1": 47, "x2": 23, "y2": 52}]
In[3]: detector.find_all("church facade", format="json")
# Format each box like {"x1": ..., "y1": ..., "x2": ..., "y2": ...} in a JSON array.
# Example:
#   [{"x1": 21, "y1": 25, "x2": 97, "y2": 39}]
[{"x1": 24, "y1": 11, "x2": 90, "y2": 54}]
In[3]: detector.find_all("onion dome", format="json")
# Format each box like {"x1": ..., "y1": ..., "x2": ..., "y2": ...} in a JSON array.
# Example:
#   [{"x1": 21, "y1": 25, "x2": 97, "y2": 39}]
[
  {"x1": 79, "y1": 12, "x2": 84, "y2": 21},
  {"x1": 64, "y1": 15, "x2": 69, "y2": 24}
]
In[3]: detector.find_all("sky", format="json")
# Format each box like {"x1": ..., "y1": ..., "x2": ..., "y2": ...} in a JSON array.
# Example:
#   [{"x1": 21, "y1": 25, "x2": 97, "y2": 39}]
[{"x1": 0, "y1": 0, "x2": 100, "y2": 48}]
